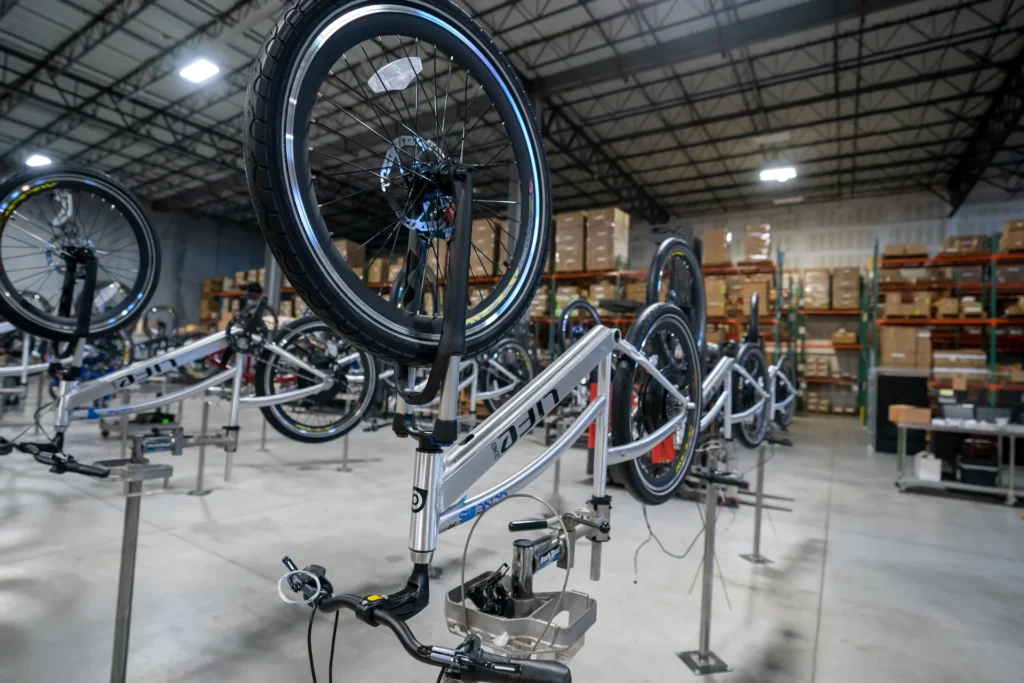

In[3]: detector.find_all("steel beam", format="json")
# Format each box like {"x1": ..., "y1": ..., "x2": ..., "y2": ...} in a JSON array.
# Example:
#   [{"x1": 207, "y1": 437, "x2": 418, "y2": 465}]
[
  {"x1": 531, "y1": 0, "x2": 922, "y2": 96},
  {"x1": 945, "y1": 41, "x2": 1024, "y2": 214}
]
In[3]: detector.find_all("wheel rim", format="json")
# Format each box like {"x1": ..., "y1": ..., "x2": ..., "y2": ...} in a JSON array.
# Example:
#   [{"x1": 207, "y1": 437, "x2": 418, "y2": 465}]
[
  {"x1": 737, "y1": 348, "x2": 769, "y2": 442},
  {"x1": 264, "y1": 321, "x2": 373, "y2": 436},
  {"x1": 280, "y1": 4, "x2": 545, "y2": 355},
  {"x1": 483, "y1": 341, "x2": 533, "y2": 410},
  {"x1": 0, "y1": 174, "x2": 155, "y2": 337}
]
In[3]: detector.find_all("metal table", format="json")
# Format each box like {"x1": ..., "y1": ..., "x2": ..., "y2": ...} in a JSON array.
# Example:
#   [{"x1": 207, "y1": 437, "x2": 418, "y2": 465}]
[{"x1": 895, "y1": 421, "x2": 1021, "y2": 505}]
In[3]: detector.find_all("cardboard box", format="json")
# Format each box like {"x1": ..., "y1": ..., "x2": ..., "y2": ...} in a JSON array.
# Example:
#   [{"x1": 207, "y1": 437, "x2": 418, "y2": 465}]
[
  {"x1": 915, "y1": 330, "x2": 932, "y2": 369},
  {"x1": 706, "y1": 326, "x2": 725, "y2": 345},
  {"x1": 387, "y1": 258, "x2": 405, "y2": 285},
  {"x1": 940, "y1": 235, "x2": 989, "y2": 255},
  {"x1": 888, "y1": 404, "x2": 931, "y2": 425},
  {"x1": 366, "y1": 258, "x2": 386, "y2": 284},
  {"x1": 705, "y1": 276, "x2": 727, "y2": 317},
  {"x1": 832, "y1": 267, "x2": 861, "y2": 291},
  {"x1": 471, "y1": 219, "x2": 498, "y2": 277},
  {"x1": 831, "y1": 328, "x2": 857, "y2": 345},
  {"x1": 744, "y1": 224, "x2": 771, "y2": 262},
  {"x1": 909, "y1": 292, "x2": 933, "y2": 317},
  {"x1": 554, "y1": 212, "x2": 585, "y2": 273},
  {"x1": 935, "y1": 297, "x2": 959, "y2": 317},
  {"x1": 585, "y1": 207, "x2": 630, "y2": 271},
  {"x1": 739, "y1": 279, "x2": 769, "y2": 316},
  {"x1": 832, "y1": 290, "x2": 859, "y2": 310},
  {"x1": 702, "y1": 228, "x2": 732, "y2": 265},
  {"x1": 960, "y1": 296, "x2": 983, "y2": 316},
  {"x1": 881, "y1": 326, "x2": 918, "y2": 368},
  {"x1": 884, "y1": 292, "x2": 903, "y2": 317},
  {"x1": 882, "y1": 243, "x2": 904, "y2": 257},
  {"x1": 904, "y1": 243, "x2": 928, "y2": 257},
  {"x1": 279, "y1": 300, "x2": 294, "y2": 318},
  {"x1": 803, "y1": 268, "x2": 831, "y2": 309},
  {"x1": 1007, "y1": 296, "x2": 1024, "y2": 317}
]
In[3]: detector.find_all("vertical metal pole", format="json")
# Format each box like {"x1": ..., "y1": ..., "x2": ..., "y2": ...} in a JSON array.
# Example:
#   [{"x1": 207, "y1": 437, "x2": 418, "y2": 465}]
[
  {"x1": 263, "y1": 244, "x2": 284, "y2": 310},
  {"x1": 259, "y1": 419, "x2": 269, "y2": 451},
  {"x1": 897, "y1": 425, "x2": 906, "y2": 480},
  {"x1": 19, "y1": 332, "x2": 31, "y2": 385},
  {"x1": 118, "y1": 391, "x2": 130, "y2": 461},
  {"x1": 1007, "y1": 435, "x2": 1016, "y2": 506},
  {"x1": 224, "y1": 359, "x2": 245, "y2": 482},
  {"x1": 189, "y1": 401, "x2": 212, "y2": 496},
  {"x1": 741, "y1": 445, "x2": 771, "y2": 564},
  {"x1": 33, "y1": 371, "x2": 44, "y2": 433},
  {"x1": 177, "y1": 399, "x2": 184, "y2": 425},
  {"x1": 337, "y1": 433, "x2": 352, "y2": 473},
  {"x1": 110, "y1": 480, "x2": 142, "y2": 683},
  {"x1": 678, "y1": 481, "x2": 729, "y2": 674}
]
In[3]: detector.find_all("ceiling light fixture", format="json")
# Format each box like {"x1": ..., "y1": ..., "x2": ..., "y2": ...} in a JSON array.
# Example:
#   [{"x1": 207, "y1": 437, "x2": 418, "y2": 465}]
[
  {"x1": 760, "y1": 166, "x2": 797, "y2": 183},
  {"x1": 26, "y1": 154, "x2": 51, "y2": 167},
  {"x1": 773, "y1": 196, "x2": 804, "y2": 206},
  {"x1": 179, "y1": 58, "x2": 220, "y2": 83},
  {"x1": 751, "y1": 131, "x2": 791, "y2": 146}
]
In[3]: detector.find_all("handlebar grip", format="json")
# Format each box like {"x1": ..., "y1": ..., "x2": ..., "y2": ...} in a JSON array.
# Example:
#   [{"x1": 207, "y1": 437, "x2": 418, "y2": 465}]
[
  {"x1": 514, "y1": 659, "x2": 572, "y2": 683},
  {"x1": 508, "y1": 519, "x2": 549, "y2": 532}
]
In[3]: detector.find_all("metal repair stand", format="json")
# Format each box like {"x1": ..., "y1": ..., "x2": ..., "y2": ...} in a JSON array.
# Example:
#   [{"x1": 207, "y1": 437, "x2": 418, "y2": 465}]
[
  {"x1": 107, "y1": 441, "x2": 174, "y2": 683},
  {"x1": 188, "y1": 400, "x2": 214, "y2": 496},
  {"x1": 740, "y1": 443, "x2": 772, "y2": 565},
  {"x1": 678, "y1": 474, "x2": 731, "y2": 676}
]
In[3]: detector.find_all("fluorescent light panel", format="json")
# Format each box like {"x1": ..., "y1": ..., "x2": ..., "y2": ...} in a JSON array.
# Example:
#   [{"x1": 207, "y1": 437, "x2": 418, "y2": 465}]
[
  {"x1": 179, "y1": 58, "x2": 220, "y2": 83},
  {"x1": 760, "y1": 167, "x2": 797, "y2": 183},
  {"x1": 751, "y1": 131, "x2": 790, "y2": 146},
  {"x1": 773, "y1": 196, "x2": 804, "y2": 205},
  {"x1": 26, "y1": 154, "x2": 51, "y2": 167}
]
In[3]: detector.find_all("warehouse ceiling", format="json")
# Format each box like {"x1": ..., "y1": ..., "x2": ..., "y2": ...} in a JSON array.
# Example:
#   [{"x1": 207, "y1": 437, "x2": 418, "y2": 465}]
[{"x1": 0, "y1": 0, "x2": 1022, "y2": 237}]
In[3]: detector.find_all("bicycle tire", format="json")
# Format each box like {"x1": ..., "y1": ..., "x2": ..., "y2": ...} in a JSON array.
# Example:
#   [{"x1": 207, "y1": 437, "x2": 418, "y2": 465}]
[
  {"x1": 609, "y1": 303, "x2": 702, "y2": 505},
  {"x1": 558, "y1": 299, "x2": 601, "y2": 353},
  {"x1": 733, "y1": 343, "x2": 771, "y2": 448},
  {"x1": 0, "y1": 166, "x2": 160, "y2": 341},
  {"x1": 774, "y1": 354, "x2": 796, "y2": 429},
  {"x1": 645, "y1": 238, "x2": 706, "y2": 353},
  {"x1": 481, "y1": 338, "x2": 535, "y2": 413},
  {"x1": 255, "y1": 315, "x2": 377, "y2": 442},
  {"x1": 244, "y1": 0, "x2": 551, "y2": 366}
]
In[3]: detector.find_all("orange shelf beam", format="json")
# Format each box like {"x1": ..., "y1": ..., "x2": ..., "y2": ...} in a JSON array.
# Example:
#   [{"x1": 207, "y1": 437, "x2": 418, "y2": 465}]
[
  {"x1": 877, "y1": 317, "x2": 994, "y2": 326},
  {"x1": 805, "y1": 343, "x2": 862, "y2": 350},
  {"x1": 707, "y1": 316, "x2": 778, "y2": 325},
  {"x1": 804, "y1": 377, "x2": 859, "y2": 385},
  {"x1": 801, "y1": 309, "x2": 862, "y2": 316}
]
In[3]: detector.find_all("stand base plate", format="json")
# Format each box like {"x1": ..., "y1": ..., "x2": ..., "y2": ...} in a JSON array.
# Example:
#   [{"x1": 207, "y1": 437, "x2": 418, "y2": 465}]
[
  {"x1": 678, "y1": 650, "x2": 730, "y2": 676},
  {"x1": 739, "y1": 553, "x2": 772, "y2": 565}
]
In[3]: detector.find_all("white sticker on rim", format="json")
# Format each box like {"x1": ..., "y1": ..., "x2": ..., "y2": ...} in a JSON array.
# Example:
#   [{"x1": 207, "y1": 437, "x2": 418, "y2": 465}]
[{"x1": 368, "y1": 57, "x2": 423, "y2": 93}]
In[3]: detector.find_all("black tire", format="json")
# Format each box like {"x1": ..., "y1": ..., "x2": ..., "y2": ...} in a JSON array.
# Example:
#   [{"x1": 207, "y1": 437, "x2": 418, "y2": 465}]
[
  {"x1": 610, "y1": 304, "x2": 702, "y2": 505},
  {"x1": 244, "y1": 0, "x2": 551, "y2": 366},
  {"x1": 481, "y1": 338, "x2": 535, "y2": 413},
  {"x1": 558, "y1": 299, "x2": 601, "y2": 353},
  {"x1": 773, "y1": 354, "x2": 796, "y2": 429},
  {"x1": 255, "y1": 315, "x2": 377, "y2": 442},
  {"x1": 645, "y1": 238, "x2": 706, "y2": 353},
  {"x1": 733, "y1": 343, "x2": 771, "y2": 448},
  {"x1": 0, "y1": 166, "x2": 160, "y2": 341}
]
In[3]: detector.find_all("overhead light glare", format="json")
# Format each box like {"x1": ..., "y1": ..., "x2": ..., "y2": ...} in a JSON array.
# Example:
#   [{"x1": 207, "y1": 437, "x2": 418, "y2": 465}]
[
  {"x1": 26, "y1": 154, "x2": 51, "y2": 167},
  {"x1": 179, "y1": 58, "x2": 220, "y2": 83},
  {"x1": 773, "y1": 196, "x2": 804, "y2": 206},
  {"x1": 760, "y1": 166, "x2": 796, "y2": 183}
]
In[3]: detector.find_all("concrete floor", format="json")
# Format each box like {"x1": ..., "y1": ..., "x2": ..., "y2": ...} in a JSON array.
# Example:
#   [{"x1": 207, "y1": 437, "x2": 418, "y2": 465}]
[{"x1": 1, "y1": 397, "x2": 1022, "y2": 683}]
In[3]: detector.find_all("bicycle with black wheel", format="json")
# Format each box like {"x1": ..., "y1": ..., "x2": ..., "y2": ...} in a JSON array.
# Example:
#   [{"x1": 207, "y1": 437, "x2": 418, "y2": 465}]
[{"x1": 244, "y1": 2, "x2": 704, "y2": 680}]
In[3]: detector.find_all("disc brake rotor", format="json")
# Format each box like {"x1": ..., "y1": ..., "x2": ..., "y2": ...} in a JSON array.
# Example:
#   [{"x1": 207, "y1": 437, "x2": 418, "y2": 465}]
[{"x1": 380, "y1": 135, "x2": 453, "y2": 234}]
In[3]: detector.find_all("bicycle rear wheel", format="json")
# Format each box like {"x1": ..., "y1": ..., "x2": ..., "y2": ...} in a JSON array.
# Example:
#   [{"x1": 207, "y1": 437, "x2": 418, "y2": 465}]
[
  {"x1": 558, "y1": 299, "x2": 601, "y2": 352},
  {"x1": 255, "y1": 316, "x2": 377, "y2": 442},
  {"x1": 245, "y1": 0, "x2": 550, "y2": 367},
  {"x1": 610, "y1": 304, "x2": 702, "y2": 505},
  {"x1": 646, "y1": 238, "x2": 706, "y2": 353},
  {"x1": 773, "y1": 354, "x2": 796, "y2": 429},
  {"x1": 0, "y1": 166, "x2": 160, "y2": 341},
  {"x1": 480, "y1": 338, "x2": 535, "y2": 413}
]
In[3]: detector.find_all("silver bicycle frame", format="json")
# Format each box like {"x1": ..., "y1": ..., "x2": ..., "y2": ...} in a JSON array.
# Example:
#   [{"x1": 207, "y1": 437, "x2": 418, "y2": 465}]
[
  {"x1": 767, "y1": 352, "x2": 796, "y2": 421},
  {"x1": 698, "y1": 343, "x2": 771, "y2": 439},
  {"x1": 404, "y1": 325, "x2": 696, "y2": 574},
  {"x1": 52, "y1": 330, "x2": 336, "y2": 430},
  {"x1": 0, "y1": 331, "x2": 55, "y2": 382}
]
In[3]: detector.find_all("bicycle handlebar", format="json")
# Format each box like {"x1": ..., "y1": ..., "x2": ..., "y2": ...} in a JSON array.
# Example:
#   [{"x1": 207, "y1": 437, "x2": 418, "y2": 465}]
[
  {"x1": 315, "y1": 593, "x2": 571, "y2": 683},
  {"x1": 0, "y1": 438, "x2": 109, "y2": 478}
]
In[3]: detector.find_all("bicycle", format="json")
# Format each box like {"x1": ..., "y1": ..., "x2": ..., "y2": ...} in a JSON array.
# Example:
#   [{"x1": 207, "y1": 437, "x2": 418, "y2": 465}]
[{"x1": 243, "y1": 2, "x2": 704, "y2": 678}]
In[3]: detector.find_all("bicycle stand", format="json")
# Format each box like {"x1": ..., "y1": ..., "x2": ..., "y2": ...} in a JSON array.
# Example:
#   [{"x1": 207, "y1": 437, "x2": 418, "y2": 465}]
[
  {"x1": 106, "y1": 453, "x2": 173, "y2": 683},
  {"x1": 678, "y1": 472, "x2": 738, "y2": 676},
  {"x1": 740, "y1": 433, "x2": 793, "y2": 565}
]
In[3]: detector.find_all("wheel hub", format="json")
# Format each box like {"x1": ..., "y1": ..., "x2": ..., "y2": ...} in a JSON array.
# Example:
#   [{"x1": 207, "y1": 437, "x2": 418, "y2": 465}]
[{"x1": 381, "y1": 135, "x2": 455, "y2": 234}]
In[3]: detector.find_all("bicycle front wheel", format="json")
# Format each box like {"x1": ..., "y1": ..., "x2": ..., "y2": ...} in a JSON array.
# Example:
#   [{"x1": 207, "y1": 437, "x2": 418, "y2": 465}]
[
  {"x1": 646, "y1": 238, "x2": 706, "y2": 353},
  {"x1": 245, "y1": 0, "x2": 551, "y2": 366},
  {"x1": 610, "y1": 304, "x2": 702, "y2": 505},
  {"x1": 0, "y1": 166, "x2": 160, "y2": 341},
  {"x1": 733, "y1": 343, "x2": 771, "y2": 448}
]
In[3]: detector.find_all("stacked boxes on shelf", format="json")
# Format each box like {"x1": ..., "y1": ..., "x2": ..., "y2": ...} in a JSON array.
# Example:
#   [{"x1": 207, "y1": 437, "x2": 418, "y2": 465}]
[
  {"x1": 704, "y1": 276, "x2": 727, "y2": 318},
  {"x1": 702, "y1": 228, "x2": 732, "y2": 265},
  {"x1": 588, "y1": 280, "x2": 617, "y2": 315},
  {"x1": 999, "y1": 220, "x2": 1024, "y2": 252},
  {"x1": 334, "y1": 238, "x2": 366, "y2": 278},
  {"x1": 881, "y1": 242, "x2": 929, "y2": 257},
  {"x1": 880, "y1": 327, "x2": 932, "y2": 370},
  {"x1": 743, "y1": 224, "x2": 771, "y2": 262},
  {"x1": 585, "y1": 208, "x2": 629, "y2": 271},
  {"x1": 739, "y1": 274, "x2": 771, "y2": 317},
  {"x1": 938, "y1": 235, "x2": 989, "y2": 256},
  {"x1": 553, "y1": 211, "x2": 585, "y2": 273},
  {"x1": 932, "y1": 350, "x2": 987, "y2": 382},
  {"x1": 803, "y1": 268, "x2": 830, "y2": 309},
  {"x1": 471, "y1": 219, "x2": 498, "y2": 277},
  {"x1": 832, "y1": 267, "x2": 861, "y2": 310}
]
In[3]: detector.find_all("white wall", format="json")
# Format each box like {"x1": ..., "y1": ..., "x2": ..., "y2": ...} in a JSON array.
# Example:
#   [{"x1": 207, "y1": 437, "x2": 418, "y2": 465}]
[
  {"x1": 147, "y1": 210, "x2": 266, "y2": 324},
  {"x1": 680, "y1": 194, "x2": 1024, "y2": 270}
]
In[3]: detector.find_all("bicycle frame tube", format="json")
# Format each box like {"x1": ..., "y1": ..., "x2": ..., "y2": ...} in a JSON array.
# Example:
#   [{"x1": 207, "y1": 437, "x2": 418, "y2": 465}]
[
  {"x1": 768, "y1": 354, "x2": 796, "y2": 418},
  {"x1": 238, "y1": 342, "x2": 334, "y2": 406},
  {"x1": 699, "y1": 356, "x2": 734, "y2": 432}
]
